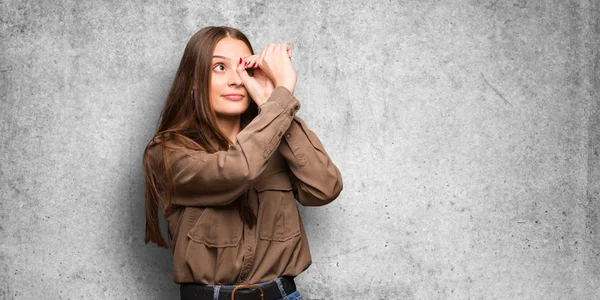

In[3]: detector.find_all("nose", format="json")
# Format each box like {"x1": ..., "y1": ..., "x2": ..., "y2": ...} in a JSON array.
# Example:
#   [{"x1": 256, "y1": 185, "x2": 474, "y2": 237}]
[{"x1": 228, "y1": 67, "x2": 243, "y2": 87}]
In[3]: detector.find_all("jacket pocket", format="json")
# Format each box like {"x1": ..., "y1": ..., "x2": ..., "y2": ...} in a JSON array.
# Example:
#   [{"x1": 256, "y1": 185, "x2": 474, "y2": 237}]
[
  {"x1": 186, "y1": 204, "x2": 243, "y2": 247},
  {"x1": 256, "y1": 172, "x2": 301, "y2": 242}
]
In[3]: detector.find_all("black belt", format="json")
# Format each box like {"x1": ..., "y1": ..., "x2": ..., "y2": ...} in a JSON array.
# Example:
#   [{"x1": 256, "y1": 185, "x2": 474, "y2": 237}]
[{"x1": 180, "y1": 277, "x2": 296, "y2": 300}]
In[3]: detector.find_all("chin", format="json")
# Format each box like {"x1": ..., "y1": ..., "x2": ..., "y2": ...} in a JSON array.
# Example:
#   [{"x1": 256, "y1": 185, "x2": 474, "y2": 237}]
[
  {"x1": 217, "y1": 112, "x2": 245, "y2": 118},
  {"x1": 215, "y1": 106, "x2": 249, "y2": 117},
  {"x1": 214, "y1": 98, "x2": 250, "y2": 115}
]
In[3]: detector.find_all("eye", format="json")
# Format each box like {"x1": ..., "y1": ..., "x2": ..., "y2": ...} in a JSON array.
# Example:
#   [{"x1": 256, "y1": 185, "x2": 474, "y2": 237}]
[{"x1": 213, "y1": 63, "x2": 226, "y2": 72}]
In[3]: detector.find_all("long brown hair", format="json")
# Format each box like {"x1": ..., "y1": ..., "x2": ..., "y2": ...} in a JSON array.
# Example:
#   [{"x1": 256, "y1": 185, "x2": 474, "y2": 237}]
[{"x1": 143, "y1": 26, "x2": 259, "y2": 248}]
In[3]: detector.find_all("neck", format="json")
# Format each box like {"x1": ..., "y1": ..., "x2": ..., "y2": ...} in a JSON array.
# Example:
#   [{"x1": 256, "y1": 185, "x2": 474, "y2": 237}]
[{"x1": 215, "y1": 114, "x2": 241, "y2": 145}]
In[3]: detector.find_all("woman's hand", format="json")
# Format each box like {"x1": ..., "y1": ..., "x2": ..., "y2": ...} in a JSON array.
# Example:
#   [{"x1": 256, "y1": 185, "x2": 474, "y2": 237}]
[
  {"x1": 236, "y1": 59, "x2": 275, "y2": 106},
  {"x1": 236, "y1": 43, "x2": 296, "y2": 106}
]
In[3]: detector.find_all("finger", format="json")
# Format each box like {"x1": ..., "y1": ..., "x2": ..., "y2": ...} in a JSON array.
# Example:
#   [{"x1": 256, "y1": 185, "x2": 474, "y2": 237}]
[
  {"x1": 263, "y1": 43, "x2": 276, "y2": 62},
  {"x1": 236, "y1": 58, "x2": 253, "y2": 84},
  {"x1": 259, "y1": 43, "x2": 271, "y2": 65},
  {"x1": 243, "y1": 54, "x2": 257, "y2": 69},
  {"x1": 252, "y1": 56, "x2": 261, "y2": 68},
  {"x1": 240, "y1": 56, "x2": 249, "y2": 69},
  {"x1": 274, "y1": 43, "x2": 282, "y2": 56},
  {"x1": 243, "y1": 54, "x2": 259, "y2": 61},
  {"x1": 274, "y1": 43, "x2": 288, "y2": 62},
  {"x1": 242, "y1": 55, "x2": 251, "y2": 69},
  {"x1": 285, "y1": 44, "x2": 292, "y2": 59},
  {"x1": 252, "y1": 55, "x2": 262, "y2": 69},
  {"x1": 251, "y1": 54, "x2": 261, "y2": 68}
]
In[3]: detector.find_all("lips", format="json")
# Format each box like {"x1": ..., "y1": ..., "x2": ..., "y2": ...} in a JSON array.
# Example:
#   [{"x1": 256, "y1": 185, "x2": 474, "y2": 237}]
[{"x1": 222, "y1": 93, "x2": 245, "y2": 101}]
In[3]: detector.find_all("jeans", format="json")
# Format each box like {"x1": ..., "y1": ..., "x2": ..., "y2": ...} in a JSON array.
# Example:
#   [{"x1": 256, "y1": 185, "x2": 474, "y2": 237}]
[
  {"x1": 204, "y1": 278, "x2": 302, "y2": 300},
  {"x1": 273, "y1": 278, "x2": 303, "y2": 300},
  {"x1": 280, "y1": 290, "x2": 302, "y2": 300}
]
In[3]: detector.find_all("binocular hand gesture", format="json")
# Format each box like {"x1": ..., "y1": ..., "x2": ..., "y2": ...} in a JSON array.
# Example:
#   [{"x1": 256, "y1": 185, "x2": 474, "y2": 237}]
[{"x1": 236, "y1": 43, "x2": 296, "y2": 106}]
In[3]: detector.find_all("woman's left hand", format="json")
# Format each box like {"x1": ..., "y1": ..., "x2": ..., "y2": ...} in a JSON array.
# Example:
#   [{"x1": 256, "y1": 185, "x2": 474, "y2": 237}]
[
  {"x1": 249, "y1": 57, "x2": 275, "y2": 101},
  {"x1": 236, "y1": 46, "x2": 293, "y2": 106},
  {"x1": 236, "y1": 55, "x2": 274, "y2": 106},
  {"x1": 244, "y1": 45, "x2": 292, "y2": 70}
]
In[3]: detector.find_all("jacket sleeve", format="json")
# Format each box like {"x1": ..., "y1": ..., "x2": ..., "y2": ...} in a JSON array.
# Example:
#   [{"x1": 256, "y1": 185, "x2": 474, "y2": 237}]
[
  {"x1": 149, "y1": 86, "x2": 301, "y2": 207},
  {"x1": 278, "y1": 115, "x2": 343, "y2": 206}
]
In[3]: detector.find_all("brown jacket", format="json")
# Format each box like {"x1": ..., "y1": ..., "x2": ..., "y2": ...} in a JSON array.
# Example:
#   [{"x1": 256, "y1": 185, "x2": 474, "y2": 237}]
[{"x1": 146, "y1": 86, "x2": 343, "y2": 285}]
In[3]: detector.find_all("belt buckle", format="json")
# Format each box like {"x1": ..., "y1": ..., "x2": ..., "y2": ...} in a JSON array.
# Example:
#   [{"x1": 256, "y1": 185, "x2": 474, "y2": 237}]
[{"x1": 231, "y1": 284, "x2": 264, "y2": 300}]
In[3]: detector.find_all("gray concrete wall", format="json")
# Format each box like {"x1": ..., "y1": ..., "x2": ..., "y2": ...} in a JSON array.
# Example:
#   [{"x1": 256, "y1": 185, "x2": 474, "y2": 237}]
[{"x1": 1, "y1": 0, "x2": 598, "y2": 299}]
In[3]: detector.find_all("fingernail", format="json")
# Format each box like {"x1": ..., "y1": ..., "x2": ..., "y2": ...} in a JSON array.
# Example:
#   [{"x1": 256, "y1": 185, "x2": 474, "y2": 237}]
[{"x1": 239, "y1": 57, "x2": 242, "y2": 64}]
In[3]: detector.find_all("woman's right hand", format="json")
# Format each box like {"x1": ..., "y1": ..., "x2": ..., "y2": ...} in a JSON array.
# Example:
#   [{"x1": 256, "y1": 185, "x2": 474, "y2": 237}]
[{"x1": 237, "y1": 43, "x2": 296, "y2": 106}]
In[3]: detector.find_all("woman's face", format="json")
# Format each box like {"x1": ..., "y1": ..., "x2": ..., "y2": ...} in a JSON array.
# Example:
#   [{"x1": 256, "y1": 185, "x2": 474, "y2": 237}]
[{"x1": 209, "y1": 37, "x2": 252, "y2": 119}]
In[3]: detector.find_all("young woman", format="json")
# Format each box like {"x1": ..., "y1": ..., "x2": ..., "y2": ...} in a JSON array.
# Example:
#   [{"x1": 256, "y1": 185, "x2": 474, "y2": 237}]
[{"x1": 143, "y1": 26, "x2": 343, "y2": 300}]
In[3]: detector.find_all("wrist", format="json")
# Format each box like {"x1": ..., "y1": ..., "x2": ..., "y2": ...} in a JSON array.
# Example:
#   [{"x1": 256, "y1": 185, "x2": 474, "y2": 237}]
[
  {"x1": 259, "y1": 86, "x2": 298, "y2": 111},
  {"x1": 276, "y1": 83, "x2": 295, "y2": 95},
  {"x1": 274, "y1": 78, "x2": 295, "y2": 93}
]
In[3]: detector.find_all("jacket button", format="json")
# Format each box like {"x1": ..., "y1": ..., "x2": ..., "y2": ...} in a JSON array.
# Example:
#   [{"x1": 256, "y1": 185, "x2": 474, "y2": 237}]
[
  {"x1": 286, "y1": 133, "x2": 291, "y2": 138},
  {"x1": 278, "y1": 131, "x2": 282, "y2": 137}
]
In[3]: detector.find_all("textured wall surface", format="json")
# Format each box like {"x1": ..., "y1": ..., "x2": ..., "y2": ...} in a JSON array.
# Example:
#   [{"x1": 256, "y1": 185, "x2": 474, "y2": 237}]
[{"x1": 1, "y1": 0, "x2": 599, "y2": 299}]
